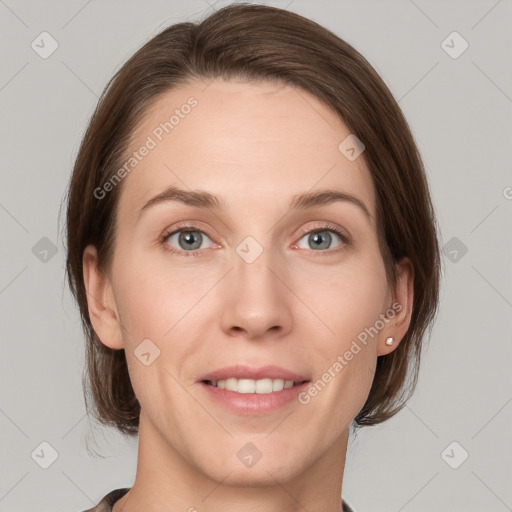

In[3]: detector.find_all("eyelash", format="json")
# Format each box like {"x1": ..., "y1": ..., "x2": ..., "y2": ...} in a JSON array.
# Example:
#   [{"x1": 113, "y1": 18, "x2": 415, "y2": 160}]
[{"x1": 159, "y1": 222, "x2": 351, "y2": 258}]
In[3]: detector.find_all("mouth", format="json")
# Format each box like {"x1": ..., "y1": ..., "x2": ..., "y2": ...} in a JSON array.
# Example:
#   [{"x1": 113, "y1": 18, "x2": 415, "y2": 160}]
[
  {"x1": 199, "y1": 372, "x2": 312, "y2": 414},
  {"x1": 202, "y1": 378, "x2": 310, "y2": 394}
]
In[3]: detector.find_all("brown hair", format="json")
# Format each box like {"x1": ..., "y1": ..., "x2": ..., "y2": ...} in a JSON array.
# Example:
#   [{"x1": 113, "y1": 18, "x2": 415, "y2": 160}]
[{"x1": 63, "y1": 3, "x2": 441, "y2": 436}]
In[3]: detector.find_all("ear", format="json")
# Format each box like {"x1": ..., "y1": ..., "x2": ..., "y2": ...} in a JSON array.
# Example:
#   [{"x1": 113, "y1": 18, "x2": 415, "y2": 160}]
[
  {"x1": 377, "y1": 256, "x2": 414, "y2": 356},
  {"x1": 82, "y1": 244, "x2": 124, "y2": 350}
]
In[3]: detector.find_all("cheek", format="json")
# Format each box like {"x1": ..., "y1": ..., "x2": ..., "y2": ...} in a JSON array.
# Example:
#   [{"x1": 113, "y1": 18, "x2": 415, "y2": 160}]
[
  {"x1": 293, "y1": 252, "x2": 389, "y2": 339},
  {"x1": 292, "y1": 250, "x2": 387, "y2": 405},
  {"x1": 298, "y1": 274, "x2": 383, "y2": 430},
  {"x1": 113, "y1": 260, "x2": 203, "y2": 414},
  {"x1": 113, "y1": 249, "x2": 204, "y2": 339}
]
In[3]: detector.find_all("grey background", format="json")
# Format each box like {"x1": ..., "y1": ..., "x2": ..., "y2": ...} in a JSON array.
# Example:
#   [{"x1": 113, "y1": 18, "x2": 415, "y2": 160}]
[{"x1": 0, "y1": 0, "x2": 511, "y2": 511}]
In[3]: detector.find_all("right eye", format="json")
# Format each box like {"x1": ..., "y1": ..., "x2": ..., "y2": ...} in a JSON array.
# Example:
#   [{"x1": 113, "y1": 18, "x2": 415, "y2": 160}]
[{"x1": 160, "y1": 225, "x2": 217, "y2": 256}]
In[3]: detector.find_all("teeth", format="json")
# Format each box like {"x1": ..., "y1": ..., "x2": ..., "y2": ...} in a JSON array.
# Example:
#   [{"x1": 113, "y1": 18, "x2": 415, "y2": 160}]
[{"x1": 208, "y1": 378, "x2": 300, "y2": 393}]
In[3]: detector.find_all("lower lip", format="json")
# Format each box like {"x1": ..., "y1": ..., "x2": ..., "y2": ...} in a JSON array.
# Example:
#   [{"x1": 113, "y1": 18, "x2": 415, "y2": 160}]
[{"x1": 199, "y1": 381, "x2": 310, "y2": 415}]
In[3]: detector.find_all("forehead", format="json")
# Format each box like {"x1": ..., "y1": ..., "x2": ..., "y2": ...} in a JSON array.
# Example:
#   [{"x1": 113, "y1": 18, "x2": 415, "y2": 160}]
[{"x1": 118, "y1": 78, "x2": 376, "y2": 222}]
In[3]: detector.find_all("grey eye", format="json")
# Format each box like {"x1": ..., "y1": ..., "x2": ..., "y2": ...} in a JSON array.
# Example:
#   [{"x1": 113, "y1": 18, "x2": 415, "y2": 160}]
[
  {"x1": 296, "y1": 230, "x2": 342, "y2": 251},
  {"x1": 167, "y1": 230, "x2": 212, "y2": 251}
]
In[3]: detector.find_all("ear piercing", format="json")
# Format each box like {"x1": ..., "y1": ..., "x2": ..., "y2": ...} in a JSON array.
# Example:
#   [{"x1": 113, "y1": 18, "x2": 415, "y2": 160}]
[{"x1": 385, "y1": 337, "x2": 394, "y2": 346}]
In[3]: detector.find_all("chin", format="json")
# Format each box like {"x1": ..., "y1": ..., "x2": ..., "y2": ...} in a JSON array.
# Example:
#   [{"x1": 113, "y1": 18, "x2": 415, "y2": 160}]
[
  {"x1": 197, "y1": 449, "x2": 306, "y2": 488},
  {"x1": 210, "y1": 465, "x2": 300, "y2": 488}
]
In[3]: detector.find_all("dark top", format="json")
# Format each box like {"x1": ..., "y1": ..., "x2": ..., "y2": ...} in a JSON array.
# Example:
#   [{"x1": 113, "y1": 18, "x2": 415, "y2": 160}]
[{"x1": 82, "y1": 487, "x2": 355, "y2": 511}]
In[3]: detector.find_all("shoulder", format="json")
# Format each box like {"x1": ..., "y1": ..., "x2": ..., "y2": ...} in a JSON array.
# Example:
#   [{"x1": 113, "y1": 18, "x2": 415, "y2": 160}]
[{"x1": 80, "y1": 488, "x2": 130, "y2": 512}]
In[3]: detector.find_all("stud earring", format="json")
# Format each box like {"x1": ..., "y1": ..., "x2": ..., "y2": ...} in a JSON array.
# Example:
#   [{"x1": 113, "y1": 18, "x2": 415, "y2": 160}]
[{"x1": 385, "y1": 337, "x2": 394, "y2": 346}]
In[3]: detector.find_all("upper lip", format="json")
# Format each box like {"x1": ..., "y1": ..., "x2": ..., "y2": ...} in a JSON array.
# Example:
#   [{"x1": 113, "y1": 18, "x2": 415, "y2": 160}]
[{"x1": 198, "y1": 365, "x2": 311, "y2": 383}]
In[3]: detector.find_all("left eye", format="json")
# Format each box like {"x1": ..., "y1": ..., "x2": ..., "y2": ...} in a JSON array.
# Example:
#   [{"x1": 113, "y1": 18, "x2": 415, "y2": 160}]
[
  {"x1": 296, "y1": 229, "x2": 344, "y2": 251},
  {"x1": 165, "y1": 229, "x2": 213, "y2": 251}
]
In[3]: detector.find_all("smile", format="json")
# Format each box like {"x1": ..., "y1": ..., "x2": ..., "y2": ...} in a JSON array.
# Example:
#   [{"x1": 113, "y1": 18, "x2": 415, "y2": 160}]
[{"x1": 204, "y1": 378, "x2": 308, "y2": 394}]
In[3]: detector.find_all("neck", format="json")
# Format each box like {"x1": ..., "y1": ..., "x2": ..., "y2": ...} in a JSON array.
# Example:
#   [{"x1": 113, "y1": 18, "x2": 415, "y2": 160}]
[{"x1": 114, "y1": 411, "x2": 349, "y2": 512}]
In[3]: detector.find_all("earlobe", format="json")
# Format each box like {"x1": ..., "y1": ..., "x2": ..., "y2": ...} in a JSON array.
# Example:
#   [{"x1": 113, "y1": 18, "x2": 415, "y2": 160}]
[
  {"x1": 378, "y1": 256, "x2": 415, "y2": 356},
  {"x1": 82, "y1": 245, "x2": 124, "y2": 350}
]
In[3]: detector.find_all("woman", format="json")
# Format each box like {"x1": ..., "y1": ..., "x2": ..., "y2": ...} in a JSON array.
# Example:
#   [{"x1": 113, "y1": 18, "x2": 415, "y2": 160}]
[{"x1": 65, "y1": 4, "x2": 440, "y2": 511}]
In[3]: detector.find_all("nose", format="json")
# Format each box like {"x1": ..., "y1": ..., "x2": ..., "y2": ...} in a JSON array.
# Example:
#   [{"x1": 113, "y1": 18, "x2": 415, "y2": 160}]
[{"x1": 219, "y1": 247, "x2": 293, "y2": 340}]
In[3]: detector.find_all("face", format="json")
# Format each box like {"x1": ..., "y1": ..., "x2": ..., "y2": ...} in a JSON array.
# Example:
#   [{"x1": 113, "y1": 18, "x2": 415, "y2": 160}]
[{"x1": 84, "y1": 78, "x2": 412, "y2": 487}]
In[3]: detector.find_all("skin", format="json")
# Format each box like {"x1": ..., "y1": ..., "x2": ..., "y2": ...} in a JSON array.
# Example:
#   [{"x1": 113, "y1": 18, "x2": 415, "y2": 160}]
[{"x1": 83, "y1": 78, "x2": 414, "y2": 512}]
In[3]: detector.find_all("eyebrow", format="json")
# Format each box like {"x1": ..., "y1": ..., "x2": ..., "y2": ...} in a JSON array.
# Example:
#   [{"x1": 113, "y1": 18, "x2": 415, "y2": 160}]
[{"x1": 137, "y1": 185, "x2": 372, "y2": 221}]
